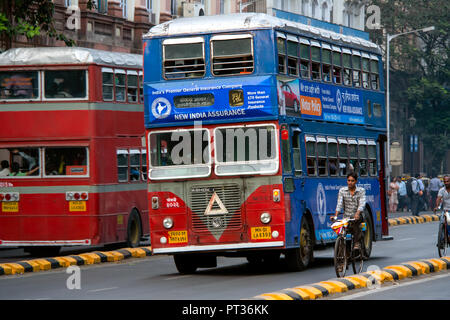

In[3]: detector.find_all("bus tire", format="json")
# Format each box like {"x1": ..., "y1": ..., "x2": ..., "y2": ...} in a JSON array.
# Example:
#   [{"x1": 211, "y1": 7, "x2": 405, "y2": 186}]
[
  {"x1": 126, "y1": 209, "x2": 142, "y2": 248},
  {"x1": 285, "y1": 217, "x2": 313, "y2": 271},
  {"x1": 174, "y1": 254, "x2": 197, "y2": 274},
  {"x1": 362, "y1": 208, "x2": 373, "y2": 259}
]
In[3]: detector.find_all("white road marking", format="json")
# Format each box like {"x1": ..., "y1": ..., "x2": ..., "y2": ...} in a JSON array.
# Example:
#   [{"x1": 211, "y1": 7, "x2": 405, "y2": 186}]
[
  {"x1": 396, "y1": 238, "x2": 416, "y2": 242},
  {"x1": 164, "y1": 275, "x2": 192, "y2": 281},
  {"x1": 87, "y1": 287, "x2": 118, "y2": 293}
]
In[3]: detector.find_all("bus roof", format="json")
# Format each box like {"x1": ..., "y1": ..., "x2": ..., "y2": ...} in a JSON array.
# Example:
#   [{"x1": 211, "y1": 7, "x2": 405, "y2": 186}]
[
  {"x1": 0, "y1": 47, "x2": 142, "y2": 68},
  {"x1": 143, "y1": 13, "x2": 380, "y2": 53}
]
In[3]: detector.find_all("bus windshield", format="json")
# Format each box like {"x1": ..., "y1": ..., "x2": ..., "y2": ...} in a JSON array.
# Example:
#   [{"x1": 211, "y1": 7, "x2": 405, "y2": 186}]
[
  {"x1": 149, "y1": 129, "x2": 210, "y2": 179},
  {"x1": 214, "y1": 124, "x2": 278, "y2": 176}
]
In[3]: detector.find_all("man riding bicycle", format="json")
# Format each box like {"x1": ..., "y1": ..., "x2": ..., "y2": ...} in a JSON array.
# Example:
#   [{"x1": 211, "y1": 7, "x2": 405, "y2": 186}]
[
  {"x1": 331, "y1": 172, "x2": 366, "y2": 250},
  {"x1": 434, "y1": 175, "x2": 450, "y2": 213}
]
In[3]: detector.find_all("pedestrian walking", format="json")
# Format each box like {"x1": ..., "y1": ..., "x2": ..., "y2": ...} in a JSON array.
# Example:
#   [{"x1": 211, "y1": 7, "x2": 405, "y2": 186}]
[
  {"x1": 397, "y1": 176, "x2": 408, "y2": 212},
  {"x1": 411, "y1": 174, "x2": 422, "y2": 216},
  {"x1": 430, "y1": 174, "x2": 444, "y2": 211},
  {"x1": 388, "y1": 177, "x2": 399, "y2": 213}
]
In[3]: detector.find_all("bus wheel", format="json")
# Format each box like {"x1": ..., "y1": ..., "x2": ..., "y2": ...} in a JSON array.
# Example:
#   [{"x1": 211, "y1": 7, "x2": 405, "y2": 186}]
[
  {"x1": 285, "y1": 217, "x2": 313, "y2": 271},
  {"x1": 126, "y1": 210, "x2": 142, "y2": 248},
  {"x1": 362, "y1": 208, "x2": 373, "y2": 259},
  {"x1": 174, "y1": 254, "x2": 197, "y2": 274}
]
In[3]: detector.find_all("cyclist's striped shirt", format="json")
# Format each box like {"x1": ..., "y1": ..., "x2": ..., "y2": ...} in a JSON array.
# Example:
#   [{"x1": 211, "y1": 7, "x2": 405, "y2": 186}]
[{"x1": 335, "y1": 186, "x2": 366, "y2": 218}]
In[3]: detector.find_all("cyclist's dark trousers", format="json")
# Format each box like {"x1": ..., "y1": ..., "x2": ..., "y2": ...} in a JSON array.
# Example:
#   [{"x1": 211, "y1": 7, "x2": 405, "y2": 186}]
[{"x1": 349, "y1": 217, "x2": 363, "y2": 244}]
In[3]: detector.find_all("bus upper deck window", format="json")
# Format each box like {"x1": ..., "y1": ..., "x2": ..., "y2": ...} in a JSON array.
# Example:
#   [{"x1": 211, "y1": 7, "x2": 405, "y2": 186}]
[
  {"x1": 362, "y1": 55, "x2": 370, "y2": 89},
  {"x1": 368, "y1": 140, "x2": 377, "y2": 176},
  {"x1": 287, "y1": 36, "x2": 299, "y2": 76},
  {"x1": 342, "y1": 50, "x2": 352, "y2": 86},
  {"x1": 328, "y1": 137, "x2": 338, "y2": 176},
  {"x1": 311, "y1": 42, "x2": 321, "y2": 81},
  {"x1": 305, "y1": 136, "x2": 316, "y2": 176},
  {"x1": 212, "y1": 34, "x2": 254, "y2": 76},
  {"x1": 317, "y1": 137, "x2": 327, "y2": 176},
  {"x1": 352, "y1": 51, "x2": 361, "y2": 88},
  {"x1": 338, "y1": 138, "x2": 348, "y2": 176},
  {"x1": 102, "y1": 68, "x2": 114, "y2": 101},
  {"x1": 300, "y1": 41, "x2": 310, "y2": 78},
  {"x1": 115, "y1": 70, "x2": 126, "y2": 102},
  {"x1": 370, "y1": 58, "x2": 379, "y2": 90},
  {"x1": 44, "y1": 70, "x2": 86, "y2": 99},
  {"x1": 0, "y1": 71, "x2": 39, "y2": 100},
  {"x1": 127, "y1": 71, "x2": 138, "y2": 103},
  {"x1": 332, "y1": 47, "x2": 342, "y2": 84},
  {"x1": 322, "y1": 45, "x2": 332, "y2": 82},
  {"x1": 277, "y1": 34, "x2": 286, "y2": 74},
  {"x1": 163, "y1": 37, "x2": 205, "y2": 80}
]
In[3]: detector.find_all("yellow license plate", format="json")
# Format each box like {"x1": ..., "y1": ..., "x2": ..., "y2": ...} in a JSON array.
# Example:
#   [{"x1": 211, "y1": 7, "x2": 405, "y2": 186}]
[
  {"x1": 69, "y1": 201, "x2": 86, "y2": 212},
  {"x1": 2, "y1": 201, "x2": 18, "y2": 212},
  {"x1": 168, "y1": 230, "x2": 188, "y2": 244},
  {"x1": 251, "y1": 227, "x2": 272, "y2": 240}
]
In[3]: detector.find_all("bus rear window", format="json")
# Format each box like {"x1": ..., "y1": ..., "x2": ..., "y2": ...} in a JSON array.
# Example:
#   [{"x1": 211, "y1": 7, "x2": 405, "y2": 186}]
[
  {"x1": 0, "y1": 71, "x2": 39, "y2": 100},
  {"x1": 212, "y1": 35, "x2": 254, "y2": 76},
  {"x1": 163, "y1": 38, "x2": 205, "y2": 79},
  {"x1": 44, "y1": 147, "x2": 87, "y2": 176},
  {"x1": 44, "y1": 70, "x2": 87, "y2": 99},
  {"x1": 0, "y1": 147, "x2": 40, "y2": 177}
]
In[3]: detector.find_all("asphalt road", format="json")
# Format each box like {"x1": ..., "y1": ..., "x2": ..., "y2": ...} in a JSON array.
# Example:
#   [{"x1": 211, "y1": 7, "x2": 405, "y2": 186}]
[{"x1": 0, "y1": 220, "x2": 447, "y2": 301}]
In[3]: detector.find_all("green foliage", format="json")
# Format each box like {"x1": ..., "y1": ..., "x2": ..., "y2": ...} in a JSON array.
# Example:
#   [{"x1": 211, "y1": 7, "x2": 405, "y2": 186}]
[{"x1": 368, "y1": 0, "x2": 450, "y2": 174}]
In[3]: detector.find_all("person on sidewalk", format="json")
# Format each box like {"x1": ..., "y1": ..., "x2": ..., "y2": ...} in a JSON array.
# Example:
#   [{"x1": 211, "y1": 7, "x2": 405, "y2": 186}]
[
  {"x1": 411, "y1": 174, "x2": 422, "y2": 216},
  {"x1": 397, "y1": 176, "x2": 408, "y2": 212},
  {"x1": 434, "y1": 175, "x2": 450, "y2": 213},
  {"x1": 430, "y1": 174, "x2": 444, "y2": 211},
  {"x1": 388, "y1": 177, "x2": 399, "y2": 213}
]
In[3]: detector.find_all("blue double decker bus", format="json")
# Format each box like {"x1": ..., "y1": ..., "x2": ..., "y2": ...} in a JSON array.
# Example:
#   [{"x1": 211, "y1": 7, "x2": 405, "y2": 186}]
[{"x1": 143, "y1": 13, "x2": 390, "y2": 273}]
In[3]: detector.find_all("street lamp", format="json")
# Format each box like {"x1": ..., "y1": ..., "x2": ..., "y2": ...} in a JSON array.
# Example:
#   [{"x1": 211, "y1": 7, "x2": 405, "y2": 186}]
[{"x1": 385, "y1": 25, "x2": 434, "y2": 183}]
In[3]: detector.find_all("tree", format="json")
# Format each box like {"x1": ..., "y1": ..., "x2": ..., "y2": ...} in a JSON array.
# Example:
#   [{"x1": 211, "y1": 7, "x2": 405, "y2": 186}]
[
  {"x1": 0, "y1": 0, "x2": 95, "y2": 50},
  {"x1": 368, "y1": 0, "x2": 450, "y2": 175}
]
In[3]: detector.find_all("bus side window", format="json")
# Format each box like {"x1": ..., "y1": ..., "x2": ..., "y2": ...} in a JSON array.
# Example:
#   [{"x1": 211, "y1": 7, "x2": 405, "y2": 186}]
[
  {"x1": 343, "y1": 50, "x2": 352, "y2": 86},
  {"x1": 358, "y1": 139, "x2": 368, "y2": 176},
  {"x1": 277, "y1": 35, "x2": 286, "y2": 74},
  {"x1": 115, "y1": 70, "x2": 126, "y2": 102},
  {"x1": 211, "y1": 35, "x2": 254, "y2": 76},
  {"x1": 299, "y1": 40, "x2": 310, "y2": 78},
  {"x1": 163, "y1": 37, "x2": 205, "y2": 80},
  {"x1": 127, "y1": 71, "x2": 138, "y2": 103},
  {"x1": 102, "y1": 68, "x2": 114, "y2": 101},
  {"x1": 348, "y1": 139, "x2": 358, "y2": 174},
  {"x1": 141, "y1": 148, "x2": 147, "y2": 180},
  {"x1": 129, "y1": 150, "x2": 140, "y2": 181},
  {"x1": 362, "y1": 55, "x2": 370, "y2": 89},
  {"x1": 332, "y1": 47, "x2": 342, "y2": 84},
  {"x1": 352, "y1": 51, "x2": 361, "y2": 88},
  {"x1": 311, "y1": 42, "x2": 321, "y2": 81},
  {"x1": 305, "y1": 135, "x2": 316, "y2": 176},
  {"x1": 292, "y1": 129, "x2": 302, "y2": 175},
  {"x1": 317, "y1": 137, "x2": 327, "y2": 176},
  {"x1": 139, "y1": 72, "x2": 144, "y2": 103},
  {"x1": 287, "y1": 37, "x2": 299, "y2": 76},
  {"x1": 328, "y1": 137, "x2": 338, "y2": 176},
  {"x1": 322, "y1": 46, "x2": 332, "y2": 82},
  {"x1": 338, "y1": 137, "x2": 348, "y2": 176},
  {"x1": 117, "y1": 149, "x2": 129, "y2": 182},
  {"x1": 368, "y1": 140, "x2": 377, "y2": 176},
  {"x1": 370, "y1": 58, "x2": 379, "y2": 90}
]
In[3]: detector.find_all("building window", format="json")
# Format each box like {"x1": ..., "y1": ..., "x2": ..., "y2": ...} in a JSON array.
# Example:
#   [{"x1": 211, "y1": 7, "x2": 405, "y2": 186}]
[{"x1": 120, "y1": 0, "x2": 127, "y2": 18}]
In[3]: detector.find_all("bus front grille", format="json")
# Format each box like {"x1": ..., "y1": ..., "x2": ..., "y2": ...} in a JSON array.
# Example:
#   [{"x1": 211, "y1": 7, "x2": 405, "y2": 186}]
[{"x1": 190, "y1": 184, "x2": 242, "y2": 234}]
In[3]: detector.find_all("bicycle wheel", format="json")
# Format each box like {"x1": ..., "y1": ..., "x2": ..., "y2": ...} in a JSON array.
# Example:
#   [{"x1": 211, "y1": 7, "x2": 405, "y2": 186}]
[
  {"x1": 437, "y1": 222, "x2": 448, "y2": 258},
  {"x1": 334, "y1": 236, "x2": 347, "y2": 278},
  {"x1": 351, "y1": 237, "x2": 364, "y2": 274}
]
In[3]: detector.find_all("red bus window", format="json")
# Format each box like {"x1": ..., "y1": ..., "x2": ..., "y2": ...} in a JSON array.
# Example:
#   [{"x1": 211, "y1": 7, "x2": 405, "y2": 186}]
[
  {"x1": 102, "y1": 68, "x2": 114, "y2": 101},
  {"x1": 0, "y1": 147, "x2": 40, "y2": 177},
  {"x1": 0, "y1": 71, "x2": 39, "y2": 100},
  {"x1": 127, "y1": 71, "x2": 138, "y2": 103},
  {"x1": 115, "y1": 71, "x2": 126, "y2": 101},
  {"x1": 117, "y1": 149, "x2": 129, "y2": 182},
  {"x1": 44, "y1": 70, "x2": 87, "y2": 99},
  {"x1": 44, "y1": 147, "x2": 87, "y2": 176}
]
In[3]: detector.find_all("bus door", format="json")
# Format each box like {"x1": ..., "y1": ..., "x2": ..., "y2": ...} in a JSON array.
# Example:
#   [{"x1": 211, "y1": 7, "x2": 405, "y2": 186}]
[
  {"x1": 280, "y1": 124, "x2": 304, "y2": 248},
  {"x1": 377, "y1": 135, "x2": 389, "y2": 236}
]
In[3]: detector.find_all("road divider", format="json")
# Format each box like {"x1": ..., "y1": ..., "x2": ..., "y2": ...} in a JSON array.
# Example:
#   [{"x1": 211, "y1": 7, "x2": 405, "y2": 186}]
[
  {"x1": 250, "y1": 256, "x2": 450, "y2": 300},
  {"x1": 388, "y1": 214, "x2": 439, "y2": 226},
  {"x1": 0, "y1": 246, "x2": 152, "y2": 276}
]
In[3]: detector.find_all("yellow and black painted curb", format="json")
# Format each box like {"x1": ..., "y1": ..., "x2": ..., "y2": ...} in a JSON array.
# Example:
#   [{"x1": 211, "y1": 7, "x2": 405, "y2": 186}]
[
  {"x1": 388, "y1": 214, "x2": 439, "y2": 226},
  {"x1": 250, "y1": 256, "x2": 450, "y2": 300},
  {"x1": 0, "y1": 246, "x2": 152, "y2": 276}
]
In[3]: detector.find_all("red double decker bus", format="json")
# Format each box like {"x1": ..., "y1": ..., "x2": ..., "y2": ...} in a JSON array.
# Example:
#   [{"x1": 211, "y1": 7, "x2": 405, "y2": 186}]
[{"x1": 0, "y1": 47, "x2": 149, "y2": 256}]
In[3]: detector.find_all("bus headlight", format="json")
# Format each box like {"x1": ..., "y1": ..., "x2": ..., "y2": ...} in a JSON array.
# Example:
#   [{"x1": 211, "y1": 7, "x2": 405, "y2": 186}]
[
  {"x1": 260, "y1": 212, "x2": 272, "y2": 224},
  {"x1": 163, "y1": 217, "x2": 173, "y2": 229}
]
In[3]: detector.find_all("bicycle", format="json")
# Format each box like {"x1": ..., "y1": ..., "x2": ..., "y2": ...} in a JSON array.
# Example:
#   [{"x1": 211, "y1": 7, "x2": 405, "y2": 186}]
[
  {"x1": 436, "y1": 208, "x2": 450, "y2": 258},
  {"x1": 331, "y1": 217, "x2": 367, "y2": 278}
]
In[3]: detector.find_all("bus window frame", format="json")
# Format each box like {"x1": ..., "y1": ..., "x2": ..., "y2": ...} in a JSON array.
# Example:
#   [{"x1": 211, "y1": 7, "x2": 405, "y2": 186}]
[
  {"x1": 286, "y1": 35, "x2": 299, "y2": 77},
  {"x1": 162, "y1": 36, "x2": 206, "y2": 80},
  {"x1": 321, "y1": 43, "x2": 332, "y2": 83},
  {"x1": 316, "y1": 135, "x2": 328, "y2": 176},
  {"x1": 292, "y1": 127, "x2": 303, "y2": 176},
  {"x1": 367, "y1": 139, "x2": 377, "y2": 176},
  {"x1": 352, "y1": 50, "x2": 361, "y2": 88},
  {"x1": 310, "y1": 41, "x2": 321, "y2": 81},
  {"x1": 305, "y1": 135, "x2": 317, "y2": 176},
  {"x1": 117, "y1": 149, "x2": 129, "y2": 182},
  {"x1": 126, "y1": 70, "x2": 139, "y2": 103},
  {"x1": 348, "y1": 138, "x2": 359, "y2": 174},
  {"x1": 327, "y1": 136, "x2": 338, "y2": 177},
  {"x1": 358, "y1": 138, "x2": 369, "y2": 177},
  {"x1": 114, "y1": 69, "x2": 127, "y2": 102},
  {"x1": 277, "y1": 33, "x2": 287, "y2": 74},
  {"x1": 210, "y1": 33, "x2": 255, "y2": 77},
  {"x1": 43, "y1": 146, "x2": 89, "y2": 178},
  {"x1": 370, "y1": 54, "x2": 380, "y2": 91},
  {"x1": 0, "y1": 146, "x2": 42, "y2": 178},
  {"x1": 102, "y1": 67, "x2": 115, "y2": 101},
  {"x1": 338, "y1": 137, "x2": 349, "y2": 176},
  {"x1": 42, "y1": 68, "x2": 89, "y2": 101},
  {"x1": 332, "y1": 45, "x2": 342, "y2": 85},
  {"x1": 361, "y1": 52, "x2": 371, "y2": 89},
  {"x1": 214, "y1": 123, "x2": 279, "y2": 177},
  {"x1": 148, "y1": 128, "x2": 212, "y2": 180},
  {"x1": 299, "y1": 38, "x2": 311, "y2": 79},
  {"x1": 0, "y1": 70, "x2": 41, "y2": 102},
  {"x1": 342, "y1": 48, "x2": 352, "y2": 87}
]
